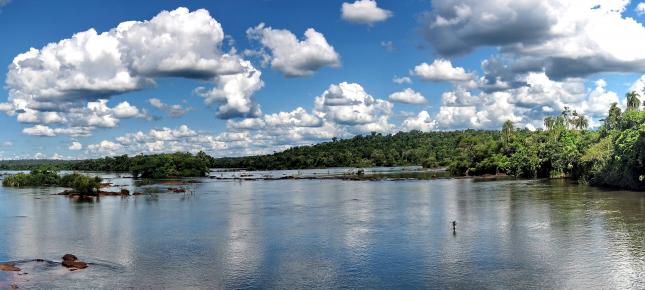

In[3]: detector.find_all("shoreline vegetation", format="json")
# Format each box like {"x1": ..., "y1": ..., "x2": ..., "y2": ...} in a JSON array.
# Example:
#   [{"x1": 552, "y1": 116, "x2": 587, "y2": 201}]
[
  {"x1": 2, "y1": 167, "x2": 103, "y2": 195},
  {"x1": 1, "y1": 94, "x2": 644, "y2": 191}
]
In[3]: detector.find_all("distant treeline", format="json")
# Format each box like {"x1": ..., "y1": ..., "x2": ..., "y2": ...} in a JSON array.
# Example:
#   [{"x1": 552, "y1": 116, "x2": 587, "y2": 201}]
[
  {"x1": 211, "y1": 130, "x2": 492, "y2": 170},
  {"x1": 1, "y1": 94, "x2": 643, "y2": 189},
  {"x1": 1, "y1": 152, "x2": 211, "y2": 179}
]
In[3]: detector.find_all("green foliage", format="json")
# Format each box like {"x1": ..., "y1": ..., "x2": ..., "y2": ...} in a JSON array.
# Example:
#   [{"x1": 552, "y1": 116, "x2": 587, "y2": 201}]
[
  {"x1": 59, "y1": 173, "x2": 102, "y2": 195},
  {"x1": 211, "y1": 130, "x2": 491, "y2": 170},
  {"x1": 587, "y1": 110, "x2": 645, "y2": 190},
  {"x1": 3, "y1": 167, "x2": 102, "y2": 195},
  {"x1": 1, "y1": 152, "x2": 212, "y2": 179},
  {"x1": 2, "y1": 166, "x2": 60, "y2": 187},
  {"x1": 129, "y1": 152, "x2": 210, "y2": 178}
]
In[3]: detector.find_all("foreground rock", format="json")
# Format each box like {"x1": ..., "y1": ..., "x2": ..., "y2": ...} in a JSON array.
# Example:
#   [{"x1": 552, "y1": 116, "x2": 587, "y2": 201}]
[
  {"x1": 0, "y1": 263, "x2": 20, "y2": 272},
  {"x1": 61, "y1": 254, "x2": 88, "y2": 270}
]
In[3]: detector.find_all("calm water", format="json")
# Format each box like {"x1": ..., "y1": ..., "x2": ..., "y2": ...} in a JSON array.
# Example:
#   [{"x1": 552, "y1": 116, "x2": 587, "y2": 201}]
[{"x1": 0, "y1": 174, "x2": 644, "y2": 289}]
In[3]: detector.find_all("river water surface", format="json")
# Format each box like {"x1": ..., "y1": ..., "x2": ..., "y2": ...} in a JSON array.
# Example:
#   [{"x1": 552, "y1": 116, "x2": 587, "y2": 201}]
[{"x1": 0, "y1": 172, "x2": 644, "y2": 289}]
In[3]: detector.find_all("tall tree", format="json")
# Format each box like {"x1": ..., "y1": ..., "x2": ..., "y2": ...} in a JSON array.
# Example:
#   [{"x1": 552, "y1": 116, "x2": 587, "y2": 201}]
[
  {"x1": 604, "y1": 102, "x2": 622, "y2": 130},
  {"x1": 574, "y1": 115, "x2": 589, "y2": 130},
  {"x1": 502, "y1": 120, "x2": 514, "y2": 143},
  {"x1": 544, "y1": 116, "x2": 555, "y2": 131},
  {"x1": 626, "y1": 91, "x2": 641, "y2": 111}
]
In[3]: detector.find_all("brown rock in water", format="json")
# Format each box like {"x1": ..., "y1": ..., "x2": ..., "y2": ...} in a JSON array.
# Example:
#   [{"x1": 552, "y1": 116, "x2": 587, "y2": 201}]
[
  {"x1": 0, "y1": 263, "x2": 21, "y2": 272},
  {"x1": 62, "y1": 254, "x2": 77, "y2": 261},
  {"x1": 120, "y1": 188, "x2": 130, "y2": 195},
  {"x1": 61, "y1": 254, "x2": 88, "y2": 269},
  {"x1": 62, "y1": 260, "x2": 88, "y2": 269}
]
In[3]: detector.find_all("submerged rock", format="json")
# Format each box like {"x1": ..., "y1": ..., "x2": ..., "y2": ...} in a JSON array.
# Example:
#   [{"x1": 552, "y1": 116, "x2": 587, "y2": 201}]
[
  {"x1": 61, "y1": 254, "x2": 88, "y2": 270},
  {"x1": 0, "y1": 263, "x2": 21, "y2": 272},
  {"x1": 62, "y1": 260, "x2": 87, "y2": 269}
]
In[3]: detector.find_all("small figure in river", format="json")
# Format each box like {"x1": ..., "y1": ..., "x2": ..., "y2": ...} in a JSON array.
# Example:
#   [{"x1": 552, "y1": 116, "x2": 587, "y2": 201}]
[{"x1": 452, "y1": 221, "x2": 457, "y2": 234}]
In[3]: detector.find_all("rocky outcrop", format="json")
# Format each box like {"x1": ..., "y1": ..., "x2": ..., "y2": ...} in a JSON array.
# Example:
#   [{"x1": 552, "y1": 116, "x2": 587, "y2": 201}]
[{"x1": 61, "y1": 254, "x2": 88, "y2": 270}]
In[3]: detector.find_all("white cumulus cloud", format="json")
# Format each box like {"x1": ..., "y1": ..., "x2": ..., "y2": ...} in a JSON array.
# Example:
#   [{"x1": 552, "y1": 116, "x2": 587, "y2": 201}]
[
  {"x1": 401, "y1": 111, "x2": 437, "y2": 132},
  {"x1": 246, "y1": 23, "x2": 340, "y2": 77},
  {"x1": 388, "y1": 88, "x2": 427, "y2": 104},
  {"x1": 69, "y1": 142, "x2": 83, "y2": 151},
  {"x1": 412, "y1": 59, "x2": 473, "y2": 82},
  {"x1": 341, "y1": 0, "x2": 392, "y2": 24},
  {"x1": 3, "y1": 7, "x2": 264, "y2": 137}
]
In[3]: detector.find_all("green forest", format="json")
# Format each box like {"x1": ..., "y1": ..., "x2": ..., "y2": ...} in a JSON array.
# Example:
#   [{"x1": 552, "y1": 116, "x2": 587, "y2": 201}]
[
  {"x1": 1, "y1": 93, "x2": 643, "y2": 190},
  {"x1": 0, "y1": 152, "x2": 211, "y2": 179}
]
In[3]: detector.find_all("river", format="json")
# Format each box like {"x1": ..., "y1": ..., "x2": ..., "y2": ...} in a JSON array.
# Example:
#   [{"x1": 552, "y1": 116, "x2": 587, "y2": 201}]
[{"x1": 0, "y1": 172, "x2": 643, "y2": 289}]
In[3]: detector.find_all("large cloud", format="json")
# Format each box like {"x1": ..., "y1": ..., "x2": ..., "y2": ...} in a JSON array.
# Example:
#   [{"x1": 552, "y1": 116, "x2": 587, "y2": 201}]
[
  {"x1": 341, "y1": 0, "x2": 392, "y2": 25},
  {"x1": 3, "y1": 7, "x2": 263, "y2": 136},
  {"x1": 421, "y1": 0, "x2": 645, "y2": 79},
  {"x1": 246, "y1": 23, "x2": 340, "y2": 77}
]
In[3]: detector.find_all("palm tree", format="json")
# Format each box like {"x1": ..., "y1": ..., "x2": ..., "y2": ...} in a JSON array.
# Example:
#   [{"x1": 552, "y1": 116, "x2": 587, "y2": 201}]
[
  {"x1": 569, "y1": 111, "x2": 579, "y2": 129},
  {"x1": 544, "y1": 116, "x2": 555, "y2": 131},
  {"x1": 626, "y1": 91, "x2": 641, "y2": 111},
  {"x1": 573, "y1": 115, "x2": 589, "y2": 130},
  {"x1": 502, "y1": 120, "x2": 514, "y2": 143}
]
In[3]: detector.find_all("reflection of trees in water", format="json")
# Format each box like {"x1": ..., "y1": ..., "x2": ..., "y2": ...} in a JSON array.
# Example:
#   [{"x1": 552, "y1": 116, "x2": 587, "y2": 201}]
[{"x1": 69, "y1": 195, "x2": 99, "y2": 204}]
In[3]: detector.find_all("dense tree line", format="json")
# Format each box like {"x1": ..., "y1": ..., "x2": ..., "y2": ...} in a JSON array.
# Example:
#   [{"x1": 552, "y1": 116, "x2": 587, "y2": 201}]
[
  {"x1": 71, "y1": 152, "x2": 211, "y2": 178},
  {"x1": 0, "y1": 159, "x2": 80, "y2": 171},
  {"x1": 211, "y1": 130, "x2": 494, "y2": 170},
  {"x1": 0, "y1": 152, "x2": 211, "y2": 178}
]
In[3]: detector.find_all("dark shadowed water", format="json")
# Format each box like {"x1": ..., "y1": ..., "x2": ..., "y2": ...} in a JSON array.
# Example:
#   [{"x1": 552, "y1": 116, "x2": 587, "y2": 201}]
[{"x1": 0, "y1": 174, "x2": 644, "y2": 289}]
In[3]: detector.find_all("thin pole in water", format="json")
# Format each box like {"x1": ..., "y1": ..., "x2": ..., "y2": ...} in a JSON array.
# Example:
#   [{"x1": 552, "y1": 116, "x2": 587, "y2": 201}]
[{"x1": 452, "y1": 221, "x2": 457, "y2": 235}]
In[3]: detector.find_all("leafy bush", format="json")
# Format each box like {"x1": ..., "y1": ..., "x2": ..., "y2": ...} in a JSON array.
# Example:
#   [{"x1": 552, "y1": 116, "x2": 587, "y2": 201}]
[{"x1": 59, "y1": 173, "x2": 102, "y2": 195}]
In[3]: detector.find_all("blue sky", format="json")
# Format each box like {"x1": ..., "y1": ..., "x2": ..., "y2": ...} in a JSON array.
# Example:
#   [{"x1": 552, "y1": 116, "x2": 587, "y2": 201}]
[{"x1": 1, "y1": 0, "x2": 645, "y2": 159}]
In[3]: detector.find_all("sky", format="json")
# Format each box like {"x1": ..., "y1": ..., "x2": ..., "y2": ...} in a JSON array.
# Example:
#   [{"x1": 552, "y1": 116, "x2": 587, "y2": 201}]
[{"x1": 1, "y1": 0, "x2": 645, "y2": 159}]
